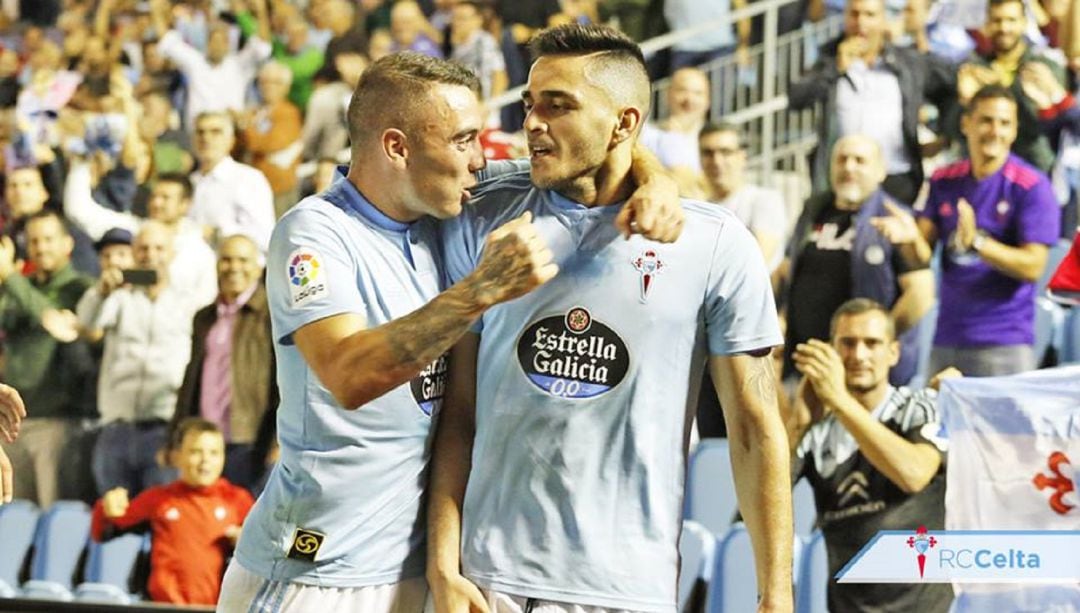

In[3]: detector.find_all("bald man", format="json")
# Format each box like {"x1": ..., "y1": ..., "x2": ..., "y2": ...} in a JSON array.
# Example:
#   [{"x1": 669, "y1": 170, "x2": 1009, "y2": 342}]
[
  {"x1": 783, "y1": 134, "x2": 934, "y2": 387},
  {"x1": 429, "y1": 25, "x2": 792, "y2": 612},
  {"x1": 172, "y1": 235, "x2": 277, "y2": 492},
  {"x1": 77, "y1": 221, "x2": 207, "y2": 498}
]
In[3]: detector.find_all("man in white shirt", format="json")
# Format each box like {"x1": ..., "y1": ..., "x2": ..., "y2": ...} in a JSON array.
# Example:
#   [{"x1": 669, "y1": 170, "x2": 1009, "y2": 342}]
[
  {"x1": 64, "y1": 163, "x2": 218, "y2": 308},
  {"x1": 700, "y1": 122, "x2": 788, "y2": 272},
  {"x1": 188, "y1": 111, "x2": 276, "y2": 255},
  {"x1": 149, "y1": 0, "x2": 272, "y2": 127}
]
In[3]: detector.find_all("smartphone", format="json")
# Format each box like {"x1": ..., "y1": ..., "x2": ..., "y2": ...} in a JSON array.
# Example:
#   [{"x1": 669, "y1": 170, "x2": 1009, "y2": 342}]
[{"x1": 122, "y1": 269, "x2": 158, "y2": 286}]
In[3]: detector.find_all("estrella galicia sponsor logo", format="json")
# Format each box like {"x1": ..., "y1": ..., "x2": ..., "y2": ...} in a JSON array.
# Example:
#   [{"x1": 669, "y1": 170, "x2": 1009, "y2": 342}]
[
  {"x1": 410, "y1": 354, "x2": 447, "y2": 416},
  {"x1": 516, "y1": 306, "x2": 630, "y2": 399}
]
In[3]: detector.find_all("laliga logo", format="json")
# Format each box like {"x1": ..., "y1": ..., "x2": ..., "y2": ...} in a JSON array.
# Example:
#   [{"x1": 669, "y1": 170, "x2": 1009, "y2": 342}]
[
  {"x1": 1033, "y1": 451, "x2": 1075, "y2": 516},
  {"x1": 906, "y1": 525, "x2": 937, "y2": 579},
  {"x1": 289, "y1": 252, "x2": 320, "y2": 287}
]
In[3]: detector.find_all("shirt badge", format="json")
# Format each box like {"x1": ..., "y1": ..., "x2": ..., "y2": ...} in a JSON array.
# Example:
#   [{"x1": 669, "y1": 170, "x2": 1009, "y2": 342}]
[
  {"x1": 631, "y1": 249, "x2": 665, "y2": 303},
  {"x1": 996, "y1": 200, "x2": 1010, "y2": 218},
  {"x1": 940, "y1": 201, "x2": 954, "y2": 217},
  {"x1": 287, "y1": 248, "x2": 328, "y2": 307}
]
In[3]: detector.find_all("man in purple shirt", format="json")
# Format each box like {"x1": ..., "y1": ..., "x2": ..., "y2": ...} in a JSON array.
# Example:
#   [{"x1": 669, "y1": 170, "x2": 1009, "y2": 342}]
[{"x1": 878, "y1": 84, "x2": 1060, "y2": 375}]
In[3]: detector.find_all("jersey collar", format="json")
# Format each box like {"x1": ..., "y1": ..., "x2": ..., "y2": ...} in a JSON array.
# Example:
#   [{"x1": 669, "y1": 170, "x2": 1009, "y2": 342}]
[{"x1": 323, "y1": 165, "x2": 411, "y2": 233}]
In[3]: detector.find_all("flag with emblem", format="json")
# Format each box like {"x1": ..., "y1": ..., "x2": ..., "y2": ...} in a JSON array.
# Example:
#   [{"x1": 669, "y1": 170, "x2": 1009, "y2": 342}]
[{"x1": 940, "y1": 365, "x2": 1080, "y2": 609}]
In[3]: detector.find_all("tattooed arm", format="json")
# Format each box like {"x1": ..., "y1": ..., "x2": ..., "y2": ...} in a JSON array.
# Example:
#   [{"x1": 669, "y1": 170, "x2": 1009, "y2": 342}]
[
  {"x1": 294, "y1": 212, "x2": 557, "y2": 410},
  {"x1": 711, "y1": 353, "x2": 793, "y2": 613}
]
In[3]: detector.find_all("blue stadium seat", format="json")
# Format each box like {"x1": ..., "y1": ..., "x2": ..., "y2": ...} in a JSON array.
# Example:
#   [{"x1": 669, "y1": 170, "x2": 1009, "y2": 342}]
[
  {"x1": 25, "y1": 500, "x2": 92, "y2": 595},
  {"x1": 1039, "y1": 239, "x2": 1072, "y2": 292},
  {"x1": 678, "y1": 520, "x2": 716, "y2": 612},
  {"x1": 909, "y1": 301, "x2": 938, "y2": 390},
  {"x1": 706, "y1": 524, "x2": 802, "y2": 613},
  {"x1": 795, "y1": 531, "x2": 828, "y2": 613},
  {"x1": 0, "y1": 499, "x2": 40, "y2": 593},
  {"x1": 792, "y1": 478, "x2": 817, "y2": 538},
  {"x1": 73, "y1": 583, "x2": 134, "y2": 605},
  {"x1": 73, "y1": 532, "x2": 145, "y2": 603},
  {"x1": 684, "y1": 439, "x2": 737, "y2": 535},
  {"x1": 19, "y1": 580, "x2": 74, "y2": 601},
  {"x1": 1063, "y1": 308, "x2": 1080, "y2": 364},
  {"x1": 0, "y1": 579, "x2": 16, "y2": 598},
  {"x1": 1034, "y1": 297, "x2": 1067, "y2": 364}
]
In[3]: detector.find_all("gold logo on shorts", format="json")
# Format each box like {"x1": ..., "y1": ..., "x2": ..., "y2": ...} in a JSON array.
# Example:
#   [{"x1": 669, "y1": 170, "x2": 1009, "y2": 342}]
[{"x1": 287, "y1": 528, "x2": 325, "y2": 562}]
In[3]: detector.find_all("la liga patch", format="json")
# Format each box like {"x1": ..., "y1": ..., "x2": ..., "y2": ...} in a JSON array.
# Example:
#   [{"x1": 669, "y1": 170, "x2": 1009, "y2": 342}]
[{"x1": 287, "y1": 248, "x2": 328, "y2": 307}]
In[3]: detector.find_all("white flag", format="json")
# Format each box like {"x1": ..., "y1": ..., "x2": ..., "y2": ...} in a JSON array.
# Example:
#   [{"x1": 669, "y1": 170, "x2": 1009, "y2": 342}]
[{"x1": 941, "y1": 365, "x2": 1080, "y2": 611}]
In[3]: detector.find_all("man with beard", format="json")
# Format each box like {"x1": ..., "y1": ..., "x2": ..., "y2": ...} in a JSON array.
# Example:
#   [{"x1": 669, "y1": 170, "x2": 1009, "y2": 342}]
[
  {"x1": 954, "y1": 0, "x2": 1067, "y2": 173},
  {"x1": 783, "y1": 135, "x2": 934, "y2": 386}
]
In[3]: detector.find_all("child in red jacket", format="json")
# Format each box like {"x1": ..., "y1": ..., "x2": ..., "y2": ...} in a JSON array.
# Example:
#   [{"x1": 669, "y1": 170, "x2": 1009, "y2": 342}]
[{"x1": 91, "y1": 418, "x2": 254, "y2": 605}]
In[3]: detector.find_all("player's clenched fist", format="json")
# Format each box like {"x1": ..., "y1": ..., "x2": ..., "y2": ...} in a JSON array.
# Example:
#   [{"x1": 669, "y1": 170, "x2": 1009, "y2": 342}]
[{"x1": 467, "y1": 212, "x2": 559, "y2": 306}]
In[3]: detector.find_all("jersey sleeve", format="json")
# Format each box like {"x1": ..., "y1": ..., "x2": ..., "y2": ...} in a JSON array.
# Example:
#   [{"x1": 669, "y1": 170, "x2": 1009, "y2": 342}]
[
  {"x1": 266, "y1": 206, "x2": 363, "y2": 345},
  {"x1": 1017, "y1": 177, "x2": 1062, "y2": 246},
  {"x1": 897, "y1": 389, "x2": 949, "y2": 462},
  {"x1": 704, "y1": 218, "x2": 784, "y2": 355},
  {"x1": 475, "y1": 158, "x2": 529, "y2": 183},
  {"x1": 439, "y1": 208, "x2": 484, "y2": 331}
]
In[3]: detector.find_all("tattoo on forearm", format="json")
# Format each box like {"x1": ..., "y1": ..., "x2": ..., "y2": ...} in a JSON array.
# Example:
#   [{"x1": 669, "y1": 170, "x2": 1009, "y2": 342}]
[{"x1": 384, "y1": 295, "x2": 476, "y2": 371}]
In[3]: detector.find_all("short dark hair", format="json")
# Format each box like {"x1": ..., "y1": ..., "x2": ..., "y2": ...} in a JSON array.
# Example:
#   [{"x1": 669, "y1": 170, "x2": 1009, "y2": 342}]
[
  {"x1": 699, "y1": 121, "x2": 746, "y2": 148},
  {"x1": 987, "y1": 0, "x2": 1024, "y2": 10},
  {"x1": 24, "y1": 209, "x2": 69, "y2": 236},
  {"x1": 156, "y1": 172, "x2": 193, "y2": 200},
  {"x1": 347, "y1": 52, "x2": 481, "y2": 151},
  {"x1": 965, "y1": 83, "x2": 1017, "y2": 115},
  {"x1": 829, "y1": 298, "x2": 895, "y2": 340},
  {"x1": 528, "y1": 24, "x2": 651, "y2": 113},
  {"x1": 170, "y1": 417, "x2": 222, "y2": 451}
]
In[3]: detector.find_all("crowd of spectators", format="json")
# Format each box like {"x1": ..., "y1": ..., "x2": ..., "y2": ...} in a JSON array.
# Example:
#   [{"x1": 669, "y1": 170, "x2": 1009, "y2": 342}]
[{"x1": 0, "y1": 0, "x2": 1076, "y2": 607}]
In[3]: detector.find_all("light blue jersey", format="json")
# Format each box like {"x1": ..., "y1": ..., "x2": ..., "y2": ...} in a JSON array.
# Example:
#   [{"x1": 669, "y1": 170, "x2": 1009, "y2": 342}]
[
  {"x1": 441, "y1": 171, "x2": 782, "y2": 612},
  {"x1": 235, "y1": 174, "x2": 445, "y2": 587}
]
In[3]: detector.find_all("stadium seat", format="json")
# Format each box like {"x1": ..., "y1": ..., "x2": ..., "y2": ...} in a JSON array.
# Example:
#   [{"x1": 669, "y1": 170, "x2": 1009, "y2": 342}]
[
  {"x1": 678, "y1": 520, "x2": 716, "y2": 612},
  {"x1": 684, "y1": 439, "x2": 737, "y2": 535},
  {"x1": 909, "y1": 301, "x2": 938, "y2": 390},
  {"x1": 18, "y1": 579, "x2": 74, "y2": 601},
  {"x1": 73, "y1": 583, "x2": 134, "y2": 605},
  {"x1": 792, "y1": 478, "x2": 817, "y2": 538},
  {"x1": 1063, "y1": 308, "x2": 1080, "y2": 364},
  {"x1": 73, "y1": 532, "x2": 145, "y2": 602},
  {"x1": 705, "y1": 524, "x2": 803, "y2": 613},
  {"x1": 1039, "y1": 239, "x2": 1072, "y2": 292},
  {"x1": 25, "y1": 500, "x2": 92, "y2": 593},
  {"x1": 795, "y1": 531, "x2": 828, "y2": 613},
  {"x1": 0, "y1": 579, "x2": 16, "y2": 598},
  {"x1": 1034, "y1": 297, "x2": 1066, "y2": 365},
  {"x1": 0, "y1": 499, "x2": 41, "y2": 593}
]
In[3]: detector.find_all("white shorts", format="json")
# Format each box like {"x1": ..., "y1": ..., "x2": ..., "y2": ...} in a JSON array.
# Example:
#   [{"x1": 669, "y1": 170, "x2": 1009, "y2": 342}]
[
  {"x1": 483, "y1": 589, "x2": 638, "y2": 613},
  {"x1": 217, "y1": 559, "x2": 430, "y2": 613}
]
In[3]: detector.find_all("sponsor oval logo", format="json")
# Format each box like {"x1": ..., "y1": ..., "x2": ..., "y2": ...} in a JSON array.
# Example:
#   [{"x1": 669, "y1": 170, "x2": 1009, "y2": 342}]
[
  {"x1": 410, "y1": 354, "x2": 448, "y2": 416},
  {"x1": 516, "y1": 306, "x2": 630, "y2": 399}
]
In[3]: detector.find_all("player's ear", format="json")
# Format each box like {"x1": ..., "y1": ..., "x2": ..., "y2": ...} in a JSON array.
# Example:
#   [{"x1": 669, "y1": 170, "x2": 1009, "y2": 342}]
[
  {"x1": 382, "y1": 128, "x2": 409, "y2": 168},
  {"x1": 612, "y1": 106, "x2": 642, "y2": 147}
]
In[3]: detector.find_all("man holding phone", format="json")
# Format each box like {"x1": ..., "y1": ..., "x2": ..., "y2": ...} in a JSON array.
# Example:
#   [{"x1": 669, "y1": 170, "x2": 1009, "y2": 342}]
[{"x1": 77, "y1": 221, "x2": 207, "y2": 497}]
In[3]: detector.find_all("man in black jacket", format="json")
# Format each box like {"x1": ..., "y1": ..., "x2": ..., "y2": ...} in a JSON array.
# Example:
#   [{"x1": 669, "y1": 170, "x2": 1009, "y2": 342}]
[
  {"x1": 789, "y1": 0, "x2": 957, "y2": 205},
  {"x1": 171, "y1": 235, "x2": 277, "y2": 492}
]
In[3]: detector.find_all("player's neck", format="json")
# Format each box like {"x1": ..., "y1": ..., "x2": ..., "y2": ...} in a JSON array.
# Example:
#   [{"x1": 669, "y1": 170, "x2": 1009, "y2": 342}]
[
  {"x1": 710, "y1": 179, "x2": 742, "y2": 202},
  {"x1": 346, "y1": 166, "x2": 419, "y2": 223},
  {"x1": 562, "y1": 149, "x2": 635, "y2": 207}
]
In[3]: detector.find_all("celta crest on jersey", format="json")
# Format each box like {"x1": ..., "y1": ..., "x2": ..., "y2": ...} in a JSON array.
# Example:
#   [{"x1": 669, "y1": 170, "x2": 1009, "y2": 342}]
[
  {"x1": 410, "y1": 354, "x2": 448, "y2": 416},
  {"x1": 515, "y1": 306, "x2": 630, "y2": 399},
  {"x1": 631, "y1": 249, "x2": 664, "y2": 302}
]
